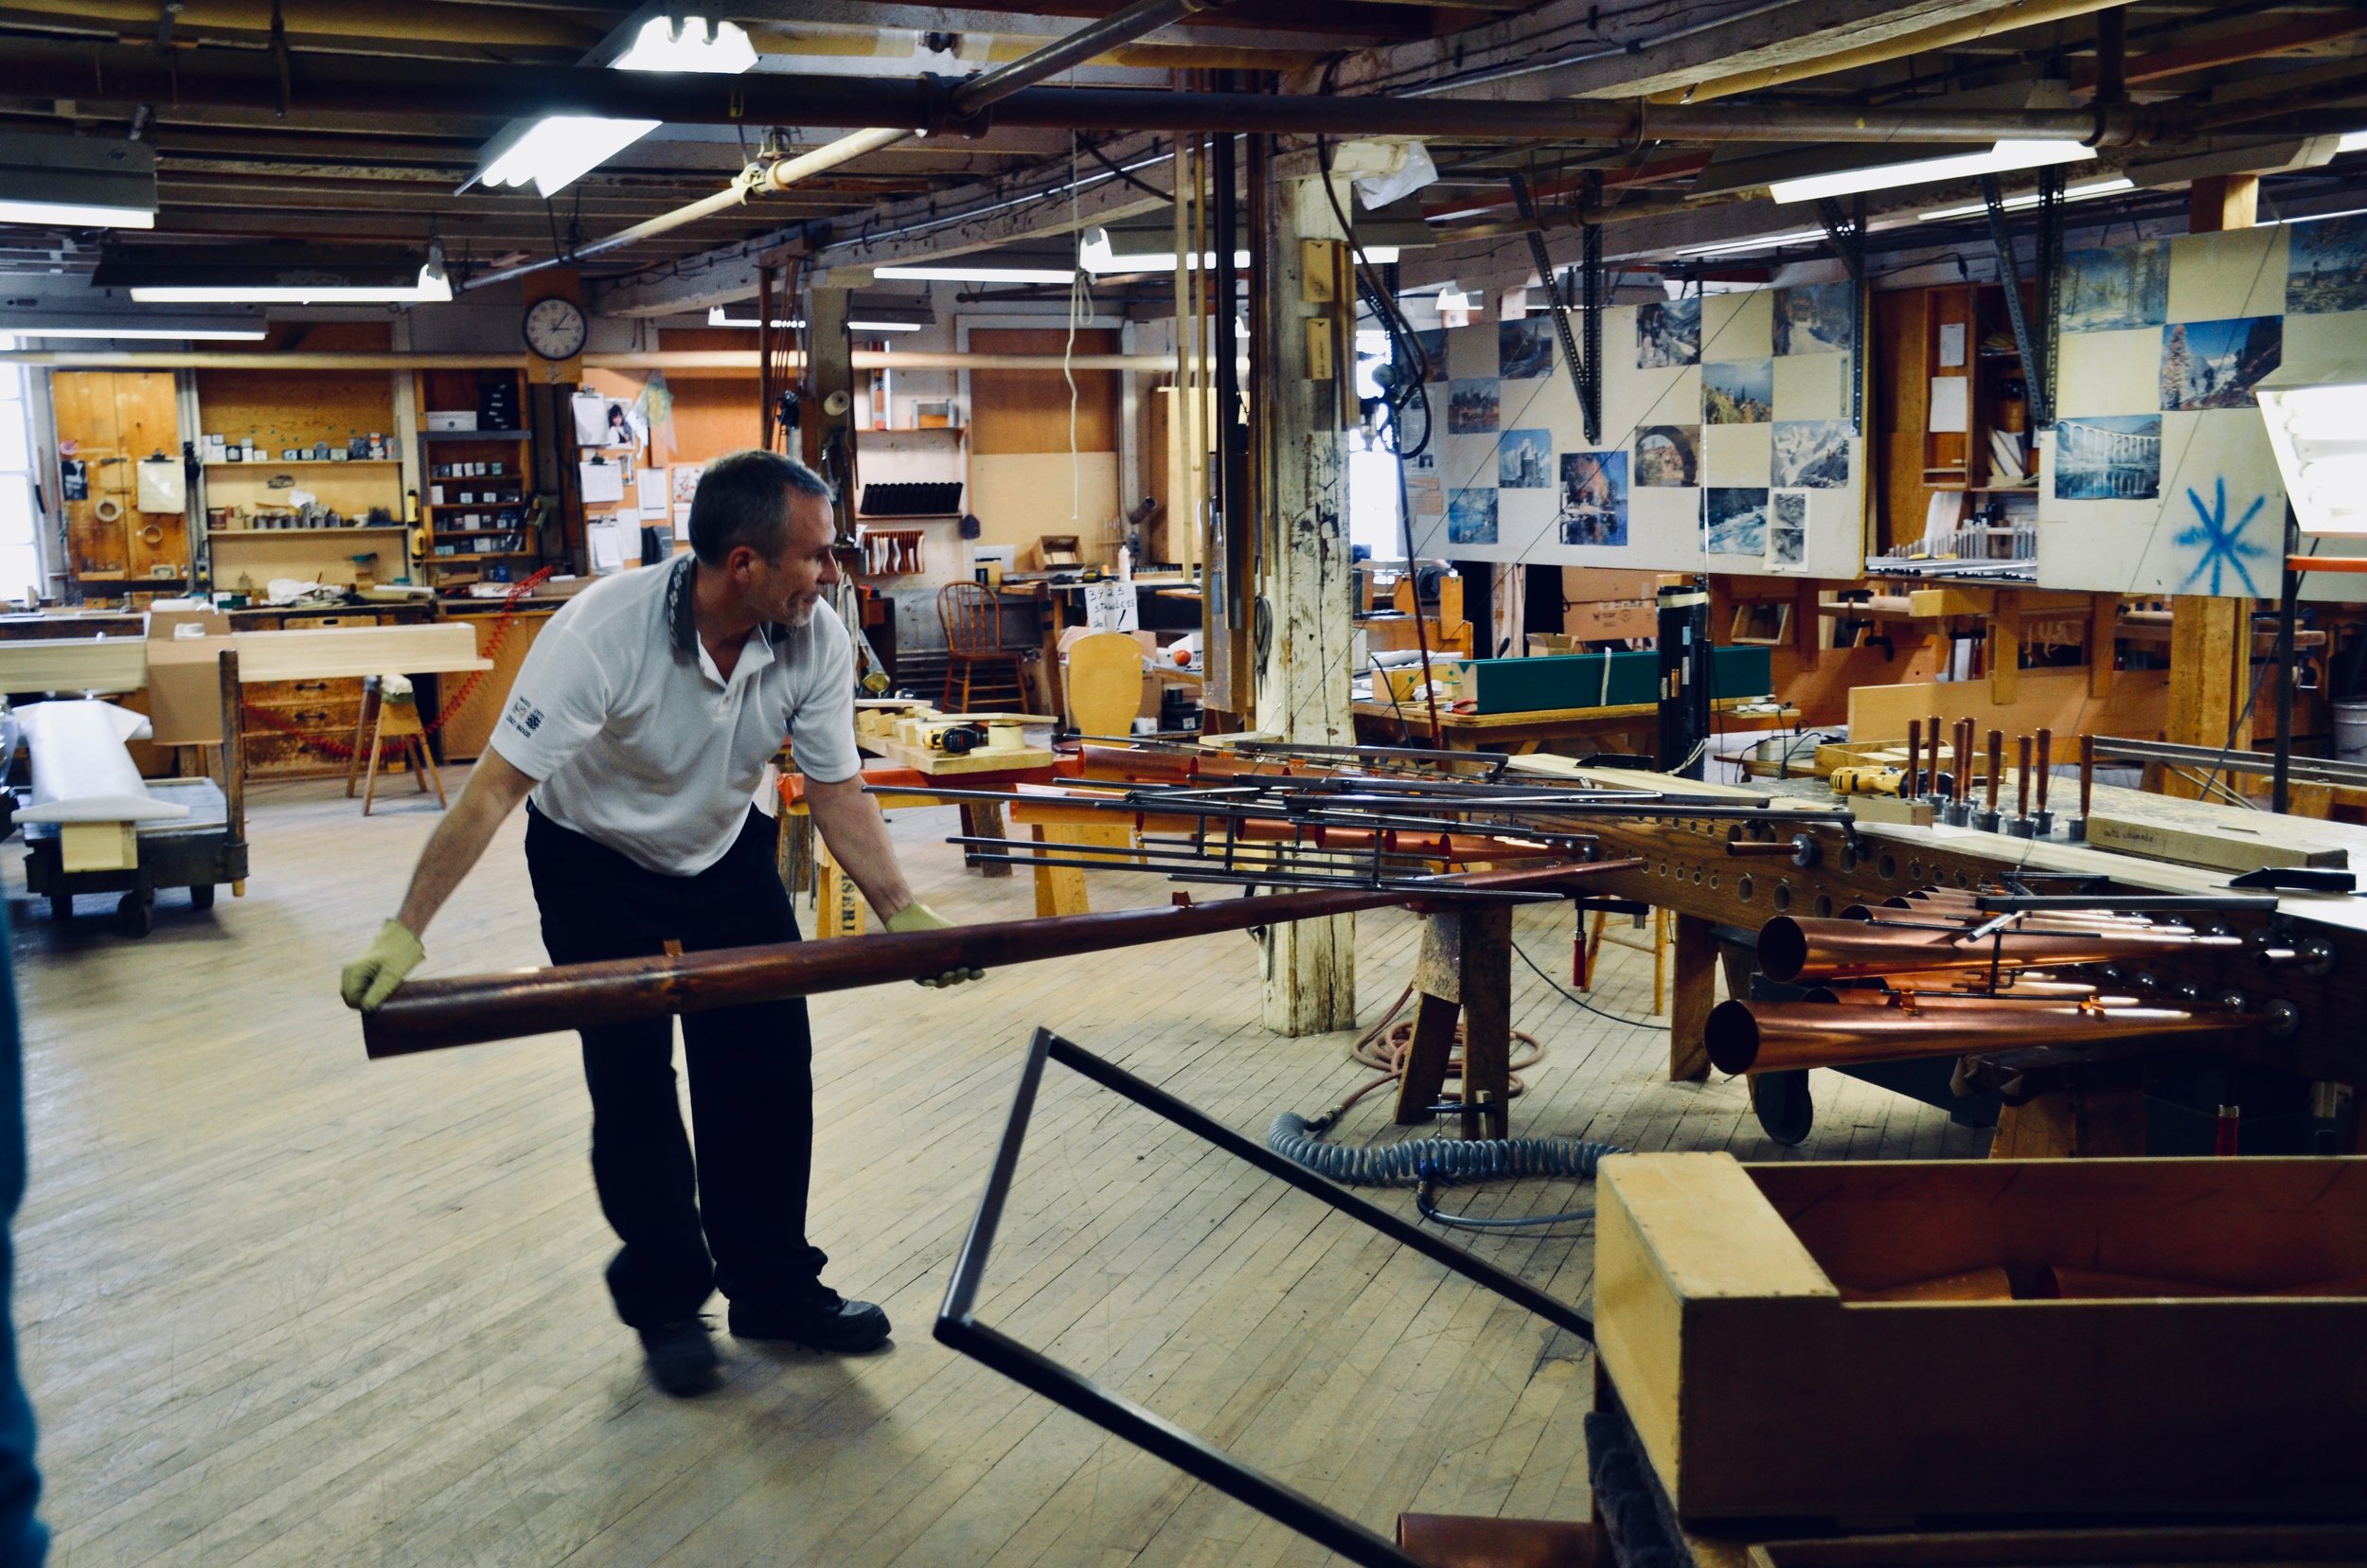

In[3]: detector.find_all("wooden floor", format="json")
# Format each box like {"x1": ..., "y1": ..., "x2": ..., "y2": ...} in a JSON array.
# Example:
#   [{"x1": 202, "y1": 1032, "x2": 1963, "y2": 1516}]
[{"x1": 7, "y1": 769, "x2": 1983, "y2": 1566}]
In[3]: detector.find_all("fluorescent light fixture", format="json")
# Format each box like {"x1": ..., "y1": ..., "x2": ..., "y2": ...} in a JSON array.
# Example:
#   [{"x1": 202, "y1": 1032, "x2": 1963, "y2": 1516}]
[
  {"x1": 874, "y1": 264, "x2": 1077, "y2": 285},
  {"x1": 0, "y1": 134, "x2": 157, "y2": 230},
  {"x1": 1077, "y1": 226, "x2": 1397, "y2": 276},
  {"x1": 1771, "y1": 140, "x2": 2096, "y2": 204},
  {"x1": 1916, "y1": 174, "x2": 2134, "y2": 222},
  {"x1": 2258, "y1": 375, "x2": 2367, "y2": 535},
  {"x1": 1669, "y1": 227, "x2": 1826, "y2": 258},
  {"x1": 2340, "y1": 130, "x2": 2367, "y2": 153},
  {"x1": 98, "y1": 245, "x2": 452, "y2": 305},
  {"x1": 479, "y1": 116, "x2": 660, "y2": 201},
  {"x1": 468, "y1": 16, "x2": 756, "y2": 199},
  {"x1": 705, "y1": 306, "x2": 921, "y2": 332},
  {"x1": 0, "y1": 312, "x2": 264, "y2": 340}
]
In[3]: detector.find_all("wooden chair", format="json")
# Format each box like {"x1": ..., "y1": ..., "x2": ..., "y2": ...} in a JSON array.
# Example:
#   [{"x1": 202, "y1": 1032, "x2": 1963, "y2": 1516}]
[
  {"x1": 937, "y1": 581, "x2": 1034, "y2": 714},
  {"x1": 344, "y1": 674, "x2": 447, "y2": 817},
  {"x1": 1063, "y1": 631, "x2": 1144, "y2": 739},
  {"x1": 1581, "y1": 904, "x2": 1669, "y2": 1014}
]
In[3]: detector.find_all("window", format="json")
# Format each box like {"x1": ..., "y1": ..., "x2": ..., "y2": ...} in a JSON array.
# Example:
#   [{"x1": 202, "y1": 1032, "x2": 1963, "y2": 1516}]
[
  {"x1": 0, "y1": 353, "x2": 39, "y2": 604},
  {"x1": 1347, "y1": 329, "x2": 1403, "y2": 559}
]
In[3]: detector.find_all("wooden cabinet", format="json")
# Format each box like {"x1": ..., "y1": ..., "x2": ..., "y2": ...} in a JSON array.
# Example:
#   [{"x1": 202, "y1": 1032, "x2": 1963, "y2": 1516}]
[
  {"x1": 413, "y1": 369, "x2": 537, "y2": 588},
  {"x1": 1918, "y1": 282, "x2": 2038, "y2": 494},
  {"x1": 231, "y1": 608, "x2": 397, "y2": 779},
  {"x1": 433, "y1": 607, "x2": 555, "y2": 761},
  {"x1": 51, "y1": 370, "x2": 187, "y2": 587}
]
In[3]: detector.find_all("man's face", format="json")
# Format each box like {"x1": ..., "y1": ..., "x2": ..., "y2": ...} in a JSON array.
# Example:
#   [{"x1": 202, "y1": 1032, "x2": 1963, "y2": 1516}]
[{"x1": 739, "y1": 492, "x2": 840, "y2": 627}]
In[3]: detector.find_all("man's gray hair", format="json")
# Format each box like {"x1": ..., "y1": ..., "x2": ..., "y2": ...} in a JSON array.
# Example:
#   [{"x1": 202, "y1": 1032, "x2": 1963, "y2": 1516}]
[{"x1": 686, "y1": 450, "x2": 837, "y2": 565}]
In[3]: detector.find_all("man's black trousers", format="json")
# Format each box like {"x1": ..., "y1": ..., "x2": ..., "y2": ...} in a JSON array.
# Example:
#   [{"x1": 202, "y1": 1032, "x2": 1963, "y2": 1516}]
[{"x1": 525, "y1": 802, "x2": 827, "y2": 1327}]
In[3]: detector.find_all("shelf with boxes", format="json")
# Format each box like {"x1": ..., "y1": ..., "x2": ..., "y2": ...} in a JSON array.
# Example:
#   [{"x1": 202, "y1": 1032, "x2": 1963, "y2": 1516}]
[{"x1": 413, "y1": 368, "x2": 535, "y2": 585}]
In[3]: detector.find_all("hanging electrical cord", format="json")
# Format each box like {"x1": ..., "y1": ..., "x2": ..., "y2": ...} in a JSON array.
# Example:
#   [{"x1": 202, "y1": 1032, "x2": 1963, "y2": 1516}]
[{"x1": 1513, "y1": 938, "x2": 1663, "y2": 1029}]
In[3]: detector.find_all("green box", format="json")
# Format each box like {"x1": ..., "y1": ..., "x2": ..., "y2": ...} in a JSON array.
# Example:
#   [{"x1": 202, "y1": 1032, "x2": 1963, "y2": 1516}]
[{"x1": 1457, "y1": 645, "x2": 1773, "y2": 716}]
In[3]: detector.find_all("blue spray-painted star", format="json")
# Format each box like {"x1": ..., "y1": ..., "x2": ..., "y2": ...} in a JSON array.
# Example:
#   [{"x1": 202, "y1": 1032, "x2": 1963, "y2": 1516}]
[{"x1": 2174, "y1": 477, "x2": 2269, "y2": 596}]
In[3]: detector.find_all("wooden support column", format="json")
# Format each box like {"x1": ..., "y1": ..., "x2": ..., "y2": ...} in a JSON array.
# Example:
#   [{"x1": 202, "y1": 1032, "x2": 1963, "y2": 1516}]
[
  {"x1": 1669, "y1": 913, "x2": 1717, "y2": 1081},
  {"x1": 2162, "y1": 178, "x2": 2259, "y2": 797},
  {"x1": 799, "y1": 284, "x2": 854, "y2": 520},
  {"x1": 2164, "y1": 596, "x2": 2247, "y2": 797},
  {"x1": 1988, "y1": 588, "x2": 2021, "y2": 704},
  {"x1": 1254, "y1": 169, "x2": 1358, "y2": 1035},
  {"x1": 2090, "y1": 592, "x2": 2118, "y2": 697}
]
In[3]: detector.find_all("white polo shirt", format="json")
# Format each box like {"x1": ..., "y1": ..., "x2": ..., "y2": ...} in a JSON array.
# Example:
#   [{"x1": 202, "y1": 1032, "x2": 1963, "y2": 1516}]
[{"x1": 489, "y1": 554, "x2": 862, "y2": 875}]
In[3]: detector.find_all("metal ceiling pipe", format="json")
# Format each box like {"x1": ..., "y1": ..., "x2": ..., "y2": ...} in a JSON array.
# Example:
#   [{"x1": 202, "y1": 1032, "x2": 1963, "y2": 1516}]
[
  {"x1": 1703, "y1": 993, "x2": 2264, "y2": 1076},
  {"x1": 1, "y1": 42, "x2": 2170, "y2": 145},
  {"x1": 459, "y1": 0, "x2": 1219, "y2": 291}
]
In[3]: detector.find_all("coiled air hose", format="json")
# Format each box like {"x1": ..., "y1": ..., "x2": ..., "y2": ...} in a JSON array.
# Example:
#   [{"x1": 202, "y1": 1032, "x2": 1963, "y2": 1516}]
[{"x1": 1267, "y1": 1111, "x2": 1622, "y2": 1188}]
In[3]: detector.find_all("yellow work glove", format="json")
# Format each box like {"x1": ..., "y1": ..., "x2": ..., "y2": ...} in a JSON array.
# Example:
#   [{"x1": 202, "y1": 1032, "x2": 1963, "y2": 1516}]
[
  {"x1": 884, "y1": 901, "x2": 982, "y2": 988},
  {"x1": 341, "y1": 918, "x2": 425, "y2": 1011}
]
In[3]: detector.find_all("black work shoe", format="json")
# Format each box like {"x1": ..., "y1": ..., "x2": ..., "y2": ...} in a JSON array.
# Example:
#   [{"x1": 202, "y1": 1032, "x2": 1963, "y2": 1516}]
[
  {"x1": 637, "y1": 1318, "x2": 721, "y2": 1397},
  {"x1": 729, "y1": 1285, "x2": 892, "y2": 1352}
]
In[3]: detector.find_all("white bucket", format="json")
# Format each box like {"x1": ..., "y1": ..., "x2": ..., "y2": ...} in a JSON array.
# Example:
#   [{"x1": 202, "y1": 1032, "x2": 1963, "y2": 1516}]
[{"x1": 2335, "y1": 698, "x2": 2367, "y2": 763}]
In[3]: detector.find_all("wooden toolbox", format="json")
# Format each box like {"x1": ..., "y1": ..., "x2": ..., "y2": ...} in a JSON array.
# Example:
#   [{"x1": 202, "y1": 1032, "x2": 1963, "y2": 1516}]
[{"x1": 1594, "y1": 1153, "x2": 2367, "y2": 1526}]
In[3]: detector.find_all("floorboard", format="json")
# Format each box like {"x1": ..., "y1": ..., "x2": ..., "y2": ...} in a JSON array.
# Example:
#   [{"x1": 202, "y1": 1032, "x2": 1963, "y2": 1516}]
[{"x1": 7, "y1": 768, "x2": 1984, "y2": 1565}]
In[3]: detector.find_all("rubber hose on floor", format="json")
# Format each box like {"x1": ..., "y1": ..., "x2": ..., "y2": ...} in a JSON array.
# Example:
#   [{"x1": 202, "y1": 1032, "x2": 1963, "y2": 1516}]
[{"x1": 1266, "y1": 1112, "x2": 1623, "y2": 1186}]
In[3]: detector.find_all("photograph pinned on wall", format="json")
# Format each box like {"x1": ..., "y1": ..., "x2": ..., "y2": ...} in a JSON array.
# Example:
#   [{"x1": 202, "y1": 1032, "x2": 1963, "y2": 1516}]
[
  {"x1": 1558, "y1": 451, "x2": 1628, "y2": 546},
  {"x1": 2160, "y1": 316, "x2": 2281, "y2": 411},
  {"x1": 1409, "y1": 327, "x2": 1449, "y2": 383},
  {"x1": 2052, "y1": 414, "x2": 2162, "y2": 501},
  {"x1": 1448, "y1": 378, "x2": 1501, "y2": 434},
  {"x1": 1703, "y1": 488, "x2": 1768, "y2": 555},
  {"x1": 1499, "y1": 428, "x2": 1554, "y2": 489},
  {"x1": 1773, "y1": 282, "x2": 1852, "y2": 355},
  {"x1": 2060, "y1": 241, "x2": 2171, "y2": 332},
  {"x1": 1447, "y1": 487, "x2": 1500, "y2": 544},
  {"x1": 1635, "y1": 423, "x2": 1700, "y2": 487},
  {"x1": 1767, "y1": 490, "x2": 1808, "y2": 568},
  {"x1": 1498, "y1": 315, "x2": 1557, "y2": 381},
  {"x1": 1637, "y1": 297, "x2": 1702, "y2": 367},
  {"x1": 1771, "y1": 419, "x2": 1853, "y2": 489},
  {"x1": 1703, "y1": 359, "x2": 1774, "y2": 424},
  {"x1": 2287, "y1": 212, "x2": 2367, "y2": 315}
]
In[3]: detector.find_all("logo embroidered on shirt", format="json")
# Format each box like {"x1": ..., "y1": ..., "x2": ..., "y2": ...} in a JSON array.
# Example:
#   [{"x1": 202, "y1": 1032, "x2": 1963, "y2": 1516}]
[{"x1": 505, "y1": 694, "x2": 544, "y2": 736}]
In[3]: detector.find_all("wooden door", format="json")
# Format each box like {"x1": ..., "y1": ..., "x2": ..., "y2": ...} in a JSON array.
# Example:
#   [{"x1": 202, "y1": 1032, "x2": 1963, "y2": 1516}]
[{"x1": 53, "y1": 371, "x2": 184, "y2": 584}]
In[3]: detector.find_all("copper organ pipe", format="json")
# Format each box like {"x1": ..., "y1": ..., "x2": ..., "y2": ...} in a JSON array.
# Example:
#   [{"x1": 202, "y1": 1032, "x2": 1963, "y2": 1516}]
[
  {"x1": 1841, "y1": 904, "x2": 2194, "y2": 936},
  {"x1": 2035, "y1": 727, "x2": 2055, "y2": 829},
  {"x1": 2016, "y1": 734, "x2": 2034, "y2": 819},
  {"x1": 361, "y1": 860, "x2": 1634, "y2": 1057},
  {"x1": 1926, "y1": 713, "x2": 1943, "y2": 796},
  {"x1": 1702, "y1": 992, "x2": 2266, "y2": 1075},
  {"x1": 1894, "y1": 891, "x2": 2163, "y2": 924},
  {"x1": 1753, "y1": 914, "x2": 2241, "y2": 984},
  {"x1": 1955, "y1": 720, "x2": 1974, "y2": 804},
  {"x1": 1906, "y1": 719, "x2": 1923, "y2": 799},
  {"x1": 1804, "y1": 984, "x2": 2144, "y2": 1008}
]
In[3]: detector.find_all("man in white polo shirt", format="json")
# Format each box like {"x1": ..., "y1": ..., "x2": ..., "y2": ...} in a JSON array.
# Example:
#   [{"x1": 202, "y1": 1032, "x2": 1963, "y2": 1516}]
[{"x1": 339, "y1": 450, "x2": 967, "y2": 1397}]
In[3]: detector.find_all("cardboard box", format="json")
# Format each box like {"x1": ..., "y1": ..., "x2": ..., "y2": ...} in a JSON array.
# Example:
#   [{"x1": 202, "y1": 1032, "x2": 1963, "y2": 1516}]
[
  {"x1": 1561, "y1": 566, "x2": 1667, "y2": 604},
  {"x1": 142, "y1": 609, "x2": 233, "y2": 747},
  {"x1": 424, "y1": 410, "x2": 477, "y2": 432},
  {"x1": 1559, "y1": 597, "x2": 1659, "y2": 641}
]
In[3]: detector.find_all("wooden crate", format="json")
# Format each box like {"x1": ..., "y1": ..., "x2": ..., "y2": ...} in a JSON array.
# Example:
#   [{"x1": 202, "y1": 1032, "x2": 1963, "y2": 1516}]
[{"x1": 1595, "y1": 1153, "x2": 2367, "y2": 1526}]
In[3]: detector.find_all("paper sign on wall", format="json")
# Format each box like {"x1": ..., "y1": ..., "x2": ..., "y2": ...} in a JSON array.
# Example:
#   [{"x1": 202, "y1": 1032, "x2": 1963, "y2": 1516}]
[
  {"x1": 1082, "y1": 579, "x2": 1138, "y2": 633},
  {"x1": 578, "y1": 459, "x2": 625, "y2": 504}
]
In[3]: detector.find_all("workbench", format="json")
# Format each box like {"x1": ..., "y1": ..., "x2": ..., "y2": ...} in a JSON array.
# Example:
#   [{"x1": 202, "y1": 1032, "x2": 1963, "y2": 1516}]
[{"x1": 1351, "y1": 694, "x2": 1796, "y2": 756}]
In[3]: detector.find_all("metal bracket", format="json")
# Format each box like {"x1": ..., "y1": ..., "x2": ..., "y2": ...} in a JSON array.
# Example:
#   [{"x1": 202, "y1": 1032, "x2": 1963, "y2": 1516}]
[
  {"x1": 1507, "y1": 172, "x2": 1599, "y2": 444},
  {"x1": 935, "y1": 1027, "x2": 1595, "y2": 1568},
  {"x1": 1812, "y1": 195, "x2": 1867, "y2": 436},
  {"x1": 1979, "y1": 173, "x2": 2050, "y2": 435}
]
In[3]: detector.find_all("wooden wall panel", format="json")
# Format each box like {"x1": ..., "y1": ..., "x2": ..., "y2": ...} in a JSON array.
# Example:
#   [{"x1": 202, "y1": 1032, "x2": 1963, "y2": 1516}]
[
  {"x1": 968, "y1": 328, "x2": 1119, "y2": 454},
  {"x1": 194, "y1": 369, "x2": 396, "y2": 456},
  {"x1": 581, "y1": 365, "x2": 759, "y2": 469},
  {"x1": 1874, "y1": 288, "x2": 1928, "y2": 556},
  {"x1": 53, "y1": 370, "x2": 183, "y2": 585}
]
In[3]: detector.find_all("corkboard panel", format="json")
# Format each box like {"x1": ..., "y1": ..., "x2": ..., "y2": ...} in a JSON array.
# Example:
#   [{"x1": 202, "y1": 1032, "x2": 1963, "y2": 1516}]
[
  {"x1": 194, "y1": 368, "x2": 398, "y2": 454},
  {"x1": 581, "y1": 366, "x2": 759, "y2": 468},
  {"x1": 968, "y1": 328, "x2": 1119, "y2": 454}
]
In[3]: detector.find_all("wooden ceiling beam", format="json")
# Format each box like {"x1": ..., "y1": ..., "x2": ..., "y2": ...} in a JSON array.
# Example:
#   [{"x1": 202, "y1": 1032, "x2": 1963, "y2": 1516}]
[
  {"x1": 0, "y1": 0, "x2": 615, "y2": 50},
  {"x1": 2071, "y1": 10, "x2": 2367, "y2": 91}
]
